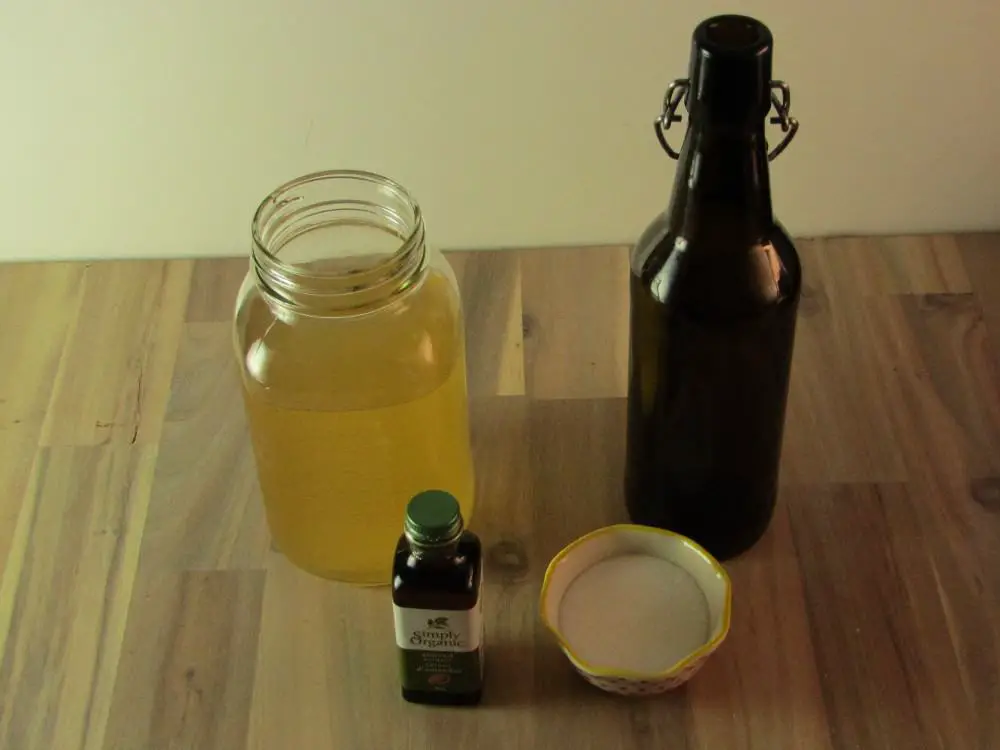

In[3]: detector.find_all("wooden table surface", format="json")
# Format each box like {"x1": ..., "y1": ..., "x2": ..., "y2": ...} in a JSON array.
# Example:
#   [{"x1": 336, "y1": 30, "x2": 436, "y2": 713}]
[{"x1": 1, "y1": 234, "x2": 999, "y2": 749}]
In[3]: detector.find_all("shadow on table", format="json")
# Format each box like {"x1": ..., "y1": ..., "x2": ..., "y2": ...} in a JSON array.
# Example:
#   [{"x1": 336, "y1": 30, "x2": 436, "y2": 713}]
[
  {"x1": 481, "y1": 638, "x2": 583, "y2": 708},
  {"x1": 483, "y1": 637, "x2": 694, "y2": 710}
]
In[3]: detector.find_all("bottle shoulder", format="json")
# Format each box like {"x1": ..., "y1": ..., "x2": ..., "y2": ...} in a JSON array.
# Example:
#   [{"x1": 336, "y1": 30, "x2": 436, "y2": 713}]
[
  {"x1": 631, "y1": 213, "x2": 801, "y2": 314},
  {"x1": 392, "y1": 533, "x2": 481, "y2": 609}
]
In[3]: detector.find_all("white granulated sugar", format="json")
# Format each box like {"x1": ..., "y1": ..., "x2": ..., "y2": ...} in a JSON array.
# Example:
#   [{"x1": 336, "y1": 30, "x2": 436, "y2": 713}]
[{"x1": 558, "y1": 554, "x2": 710, "y2": 673}]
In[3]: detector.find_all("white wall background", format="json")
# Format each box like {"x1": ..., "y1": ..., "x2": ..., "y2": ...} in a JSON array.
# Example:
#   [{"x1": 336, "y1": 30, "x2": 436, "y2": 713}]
[{"x1": 1, "y1": 0, "x2": 998, "y2": 261}]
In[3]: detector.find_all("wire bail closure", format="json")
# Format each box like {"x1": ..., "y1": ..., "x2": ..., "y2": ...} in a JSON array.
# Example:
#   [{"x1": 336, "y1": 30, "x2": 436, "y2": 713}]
[{"x1": 654, "y1": 79, "x2": 799, "y2": 161}]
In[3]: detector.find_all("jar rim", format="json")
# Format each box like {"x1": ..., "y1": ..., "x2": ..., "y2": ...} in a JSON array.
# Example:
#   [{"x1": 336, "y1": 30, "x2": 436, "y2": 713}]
[
  {"x1": 250, "y1": 169, "x2": 424, "y2": 280},
  {"x1": 249, "y1": 169, "x2": 427, "y2": 313}
]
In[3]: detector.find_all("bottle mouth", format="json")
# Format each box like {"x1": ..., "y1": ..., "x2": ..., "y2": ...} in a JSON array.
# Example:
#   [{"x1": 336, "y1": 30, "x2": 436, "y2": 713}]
[
  {"x1": 251, "y1": 170, "x2": 426, "y2": 313},
  {"x1": 687, "y1": 15, "x2": 774, "y2": 125},
  {"x1": 698, "y1": 15, "x2": 769, "y2": 54}
]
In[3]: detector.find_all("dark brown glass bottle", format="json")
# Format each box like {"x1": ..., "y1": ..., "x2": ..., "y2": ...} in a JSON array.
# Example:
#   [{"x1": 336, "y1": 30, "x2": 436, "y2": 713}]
[
  {"x1": 625, "y1": 15, "x2": 801, "y2": 560},
  {"x1": 392, "y1": 490, "x2": 483, "y2": 706}
]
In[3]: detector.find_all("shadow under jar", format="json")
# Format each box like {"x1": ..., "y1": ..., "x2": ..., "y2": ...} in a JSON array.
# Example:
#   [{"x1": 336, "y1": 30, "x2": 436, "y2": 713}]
[{"x1": 234, "y1": 170, "x2": 475, "y2": 585}]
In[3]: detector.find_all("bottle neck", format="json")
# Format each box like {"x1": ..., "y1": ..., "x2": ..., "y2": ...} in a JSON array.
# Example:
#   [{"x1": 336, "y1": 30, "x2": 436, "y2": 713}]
[
  {"x1": 407, "y1": 539, "x2": 462, "y2": 564},
  {"x1": 666, "y1": 123, "x2": 774, "y2": 244},
  {"x1": 405, "y1": 527, "x2": 463, "y2": 561}
]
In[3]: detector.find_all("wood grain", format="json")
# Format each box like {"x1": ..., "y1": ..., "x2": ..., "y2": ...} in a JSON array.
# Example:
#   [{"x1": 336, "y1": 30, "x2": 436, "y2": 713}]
[
  {"x1": 40, "y1": 260, "x2": 191, "y2": 447},
  {"x1": 0, "y1": 446, "x2": 156, "y2": 750},
  {"x1": 104, "y1": 570, "x2": 264, "y2": 750},
  {"x1": 0, "y1": 262, "x2": 83, "y2": 440},
  {"x1": 520, "y1": 245, "x2": 630, "y2": 399},
  {"x1": 782, "y1": 240, "x2": 908, "y2": 484},
  {"x1": 689, "y1": 503, "x2": 831, "y2": 750},
  {"x1": 142, "y1": 322, "x2": 268, "y2": 572},
  {"x1": 185, "y1": 258, "x2": 248, "y2": 323},
  {"x1": 0, "y1": 438, "x2": 34, "y2": 583},
  {"x1": 0, "y1": 236, "x2": 998, "y2": 749},
  {"x1": 448, "y1": 251, "x2": 525, "y2": 396},
  {"x1": 788, "y1": 481, "x2": 999, "y2": 750},
  {"x1": 806, "y1": 234, "x2": 971, "y2": 297},
  {"x1": 959, "y1": 232, "x2": 1000, "y2": 408}
]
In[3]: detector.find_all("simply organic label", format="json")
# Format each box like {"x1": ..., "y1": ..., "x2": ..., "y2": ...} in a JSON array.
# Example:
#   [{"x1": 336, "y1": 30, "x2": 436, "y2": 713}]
[
  {"x1": 394, "y1": 606, "x2": 482, "y2": 651},
  {"x1": 393, "y1": 603, "x2": 483, "y2": 694}
]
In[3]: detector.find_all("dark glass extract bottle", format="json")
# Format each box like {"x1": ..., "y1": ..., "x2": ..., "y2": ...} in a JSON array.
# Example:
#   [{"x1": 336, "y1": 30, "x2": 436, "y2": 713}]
[
  {"x1": 392, "y1": 490, "x2": 483, "y2": 706},
  {"x1": 625, "y1": 15, "x2": 802, "y2": 560}
]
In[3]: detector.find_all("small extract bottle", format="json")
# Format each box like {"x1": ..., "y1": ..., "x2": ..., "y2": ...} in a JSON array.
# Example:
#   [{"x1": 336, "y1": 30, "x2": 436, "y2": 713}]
[{"x1": 392, "y1": 490, "x2": 483, "y2": 706}]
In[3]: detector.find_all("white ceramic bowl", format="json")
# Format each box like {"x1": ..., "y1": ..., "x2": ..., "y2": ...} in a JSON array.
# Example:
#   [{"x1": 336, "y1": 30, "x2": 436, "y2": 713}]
[{"x1": 540, "y1": 524, "x2": 731, "y2": 696}]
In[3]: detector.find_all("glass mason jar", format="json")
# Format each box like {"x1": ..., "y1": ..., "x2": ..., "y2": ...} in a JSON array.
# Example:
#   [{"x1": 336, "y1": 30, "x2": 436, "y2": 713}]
[{"x1": 234, "y1": 170, "x2": 475, "y2": 585}]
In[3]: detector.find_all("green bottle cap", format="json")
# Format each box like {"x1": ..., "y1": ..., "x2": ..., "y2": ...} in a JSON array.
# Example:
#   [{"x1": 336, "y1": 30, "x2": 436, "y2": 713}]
[{"x1": 404, "y1": 490, "x2": 464, "y2": 547}]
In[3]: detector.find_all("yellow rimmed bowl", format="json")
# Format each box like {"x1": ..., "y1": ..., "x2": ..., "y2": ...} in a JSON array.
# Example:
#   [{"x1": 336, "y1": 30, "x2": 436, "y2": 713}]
[{"x1": 540, "y1": 524, "x2": 731, "y2": 696}]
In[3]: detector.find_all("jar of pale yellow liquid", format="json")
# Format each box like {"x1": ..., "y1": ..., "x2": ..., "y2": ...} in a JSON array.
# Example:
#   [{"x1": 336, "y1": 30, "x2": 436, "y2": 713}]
[{"x1": 234, "y1": 171, "x2": 474, "y2": 584}]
